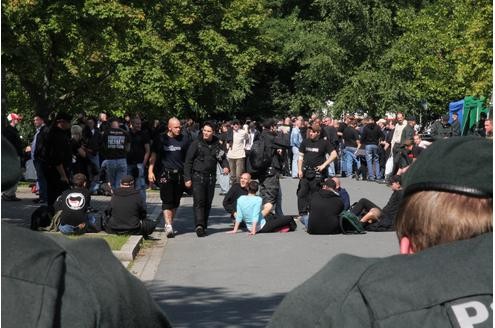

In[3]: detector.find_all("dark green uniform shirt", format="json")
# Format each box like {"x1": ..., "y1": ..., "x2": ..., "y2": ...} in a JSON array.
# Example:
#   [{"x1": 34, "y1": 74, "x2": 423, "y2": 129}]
[
  {"x1": 1, "y1": 224, "x2": 171, "y2": 328},
  {"x1": 268, "y1": 233, "x2": 492, "y2": 328}
]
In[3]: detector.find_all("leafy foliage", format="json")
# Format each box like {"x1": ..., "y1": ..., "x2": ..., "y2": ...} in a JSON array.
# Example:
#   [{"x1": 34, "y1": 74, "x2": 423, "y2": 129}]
[{"x1": 2, "y1": 0, "x2": 492, "y2": 122}]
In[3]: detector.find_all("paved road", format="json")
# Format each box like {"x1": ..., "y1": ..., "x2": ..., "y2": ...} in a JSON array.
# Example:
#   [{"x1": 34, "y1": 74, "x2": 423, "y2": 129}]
[{"x1": 147, "y1": 177, "x2": 398, "y2": 327}]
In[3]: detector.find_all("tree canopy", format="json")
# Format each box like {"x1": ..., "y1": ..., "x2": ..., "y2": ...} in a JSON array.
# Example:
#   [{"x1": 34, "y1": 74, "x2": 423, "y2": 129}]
[{"x1": 2, "y1": 0, "x2": 492, "y2": 121}]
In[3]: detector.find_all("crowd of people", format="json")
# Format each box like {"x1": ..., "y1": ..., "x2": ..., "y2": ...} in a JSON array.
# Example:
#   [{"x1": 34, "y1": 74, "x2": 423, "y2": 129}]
[
  {"x1": 1, "y1": 109, "x2": 492, "y2": 327},
  {"x1": 2, "y1": 110, "x2": 492, "y2": 238}
]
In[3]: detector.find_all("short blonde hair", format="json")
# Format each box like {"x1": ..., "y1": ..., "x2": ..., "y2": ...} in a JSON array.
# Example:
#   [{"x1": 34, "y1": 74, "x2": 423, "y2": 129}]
[{"x1": 395, "y1": 191, "x2": 492, "y2": 252}]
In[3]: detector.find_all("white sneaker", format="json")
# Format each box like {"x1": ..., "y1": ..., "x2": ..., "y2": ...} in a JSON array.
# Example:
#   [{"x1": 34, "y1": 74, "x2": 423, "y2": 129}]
[{"x1": 165, "y1": 224, "x2": 175, "y2": 238}]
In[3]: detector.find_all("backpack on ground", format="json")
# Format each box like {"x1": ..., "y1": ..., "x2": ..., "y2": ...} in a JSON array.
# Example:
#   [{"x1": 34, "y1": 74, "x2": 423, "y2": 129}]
[
  {"x1": 247, "y1": 135, "x2": 272, "y2": 174},
  {"x1": 30, "y1": 205, "x2": 53, "y2": 230},
  {"x1": 339, "y1": 210, "x2": 366, "y2": 234}
]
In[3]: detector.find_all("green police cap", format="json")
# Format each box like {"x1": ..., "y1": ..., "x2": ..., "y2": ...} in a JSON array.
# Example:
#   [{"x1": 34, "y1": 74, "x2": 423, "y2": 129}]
[{"x1": 403, "y1": 136, "x2": 492, "y2": 198}]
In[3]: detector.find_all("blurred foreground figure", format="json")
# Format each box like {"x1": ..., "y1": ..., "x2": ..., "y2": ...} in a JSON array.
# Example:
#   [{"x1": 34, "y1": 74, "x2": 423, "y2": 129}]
[
  {"x1": 268, "y1": 137, "x2": 492, "y2": 328},
  {"x1": 1, "y1": 136, "x2": 171, "y2": 327}
]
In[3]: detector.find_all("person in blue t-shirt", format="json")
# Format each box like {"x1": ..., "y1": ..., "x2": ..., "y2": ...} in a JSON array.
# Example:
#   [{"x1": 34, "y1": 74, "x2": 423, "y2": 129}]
[{"x1": 227, "y1": 180, "x2": 296, "y2": 235}]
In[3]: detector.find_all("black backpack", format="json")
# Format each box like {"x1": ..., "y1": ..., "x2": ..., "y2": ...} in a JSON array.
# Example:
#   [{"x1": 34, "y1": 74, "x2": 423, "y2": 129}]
[{"x1": 247, "y1": 135, "x2": 272, "y2": 173}]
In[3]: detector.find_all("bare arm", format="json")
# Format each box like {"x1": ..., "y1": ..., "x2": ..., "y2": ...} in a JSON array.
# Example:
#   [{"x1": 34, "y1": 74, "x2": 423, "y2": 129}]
[{"x1": 148, "y1": 152, "x2": 157, "y2": 183}]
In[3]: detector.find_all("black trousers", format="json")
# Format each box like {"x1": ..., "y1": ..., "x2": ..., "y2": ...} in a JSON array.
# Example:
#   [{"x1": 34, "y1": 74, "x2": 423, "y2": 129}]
[
  {"x1": 259, "y1": 214, "x2": 296, "y2": 233},
  {"x1": 297, "y1": 177, "x2": 323, "y2": 215},
  {"x1": 192, "y1": 172, "x2": 216, "y2": 229},
  {"x1": 350, "y1": 198, "x2": 379, "y2": 217},
  {"x1": 258, "y1": 172, "x2": 280, "y2": 206},
  {"x1": 42, "y1": 163, "x2": 70, "y2": 209}
]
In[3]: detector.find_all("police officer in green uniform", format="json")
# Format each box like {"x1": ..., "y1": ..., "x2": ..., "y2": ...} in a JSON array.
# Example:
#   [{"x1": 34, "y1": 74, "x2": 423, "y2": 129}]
[
  {"x1": 268, "y1": 136, "x2": 492, "y2": 328},
  {"x1": 1, "y1": 136, "x2": 172, "y2": 327}
]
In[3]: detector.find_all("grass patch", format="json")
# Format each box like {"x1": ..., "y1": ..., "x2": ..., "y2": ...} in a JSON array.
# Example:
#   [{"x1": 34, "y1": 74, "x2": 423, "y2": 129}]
[{"x1": 66, "y1": 234, "x2": 130, "y2": 251}]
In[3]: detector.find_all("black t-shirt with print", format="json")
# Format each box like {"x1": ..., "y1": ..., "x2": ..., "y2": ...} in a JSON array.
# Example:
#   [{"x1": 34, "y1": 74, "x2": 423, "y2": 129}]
[
  {"x1": 152, "y1": 133, "x2": 191, "y2": 171},
  {"x1": 54, "y1": 187, "x2": 91, "y2": 226},
  {"x1": 299, "y1": 138, "x2": 335, "y2": 168},
  {"x1": 103, "y1": 128, "x2": 128, "y2": 159}
]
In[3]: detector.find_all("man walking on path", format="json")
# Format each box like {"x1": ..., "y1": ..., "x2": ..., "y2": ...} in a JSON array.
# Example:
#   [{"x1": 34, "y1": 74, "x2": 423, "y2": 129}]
[
  {"x1": 148, "y1": 117, "x2": 191, "y2": 238},
  {"x1": 184, "y1": 122, "x2": 229, "y2": 237}
]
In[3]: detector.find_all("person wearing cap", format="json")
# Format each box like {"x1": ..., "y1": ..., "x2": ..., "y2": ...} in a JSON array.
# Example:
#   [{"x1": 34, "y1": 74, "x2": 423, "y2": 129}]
[
  {"x1": 148, "y1": 117, "x2": 191, "y2": 238},
  {"x1": 41, "y1": 112, "x2": 73, "y2": 208},
  {"x1": 296, "y1": 124, "x2": 337, "y2": 218},
  {"x1": 430, "y1": 114, "x2": 453, "y2": 140},
  {"x1": 105, "y1": 175, "x2": 157, "y2": 237},
  {"x1": 227, "y1": 119, "x2": 249, "y2": 185},
  {"x1": 300, "y1": 178, "x2": 344, "y2": 234},
  {"x1": 348, "y1": 175, "x2": 404, "y2": 231},
  {"x1": 268, "y1": 137, "x2": 492, "y2": 327},
  {"x1": 391, "y1": 139, "x2": 416, "y2": 176},
  {"x1": 101, "y1": 118, "x2": 130, "y2": 191}
]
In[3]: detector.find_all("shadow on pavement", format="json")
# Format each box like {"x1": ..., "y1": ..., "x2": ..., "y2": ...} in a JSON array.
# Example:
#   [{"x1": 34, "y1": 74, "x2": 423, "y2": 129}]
[
  {"x1": 146, "y1": 282, "x2": 284, "y2": 328},
  {"x1": 173, "y1": 205, "x2": 234, "y2": 236}
]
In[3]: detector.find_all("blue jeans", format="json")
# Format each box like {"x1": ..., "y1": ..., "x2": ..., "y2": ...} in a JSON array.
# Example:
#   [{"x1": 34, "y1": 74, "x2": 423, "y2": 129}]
[
  {"x1": 327, "y1": 162, "x2": 335, "y2": 177},
  {"x1": 300, "y1": 214, "x2": 309, "y2": 229},
  {"x1": 365, "y1": 144, "x2": 381, "y2": 180},
  {"x1": 59, "y1": 214, "x2": 97, "y2": 235},
  {"x1": 291, "y1": 146, "x2": 300, "y2": 178},
  {"x1": 103, "y1": 158, "x2": 127, "y2": 190},
  {"x1": 128, "y1": 163, "x2": 146, "y2": 202},
  {"x1": 342, "y1": 147, "x2": 360, "y2": 176},
  {"x1": 216, "y1": 163, "x2": 230, "y2": 193},
  {"x1": 33, "y1": 160, "x2": 48, "y2": 202}
]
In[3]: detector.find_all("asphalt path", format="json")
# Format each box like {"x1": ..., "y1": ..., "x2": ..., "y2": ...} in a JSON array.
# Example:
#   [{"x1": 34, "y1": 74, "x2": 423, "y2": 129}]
[{"x1": 147, "y1": 177, "x2": 398, "y2": 327}]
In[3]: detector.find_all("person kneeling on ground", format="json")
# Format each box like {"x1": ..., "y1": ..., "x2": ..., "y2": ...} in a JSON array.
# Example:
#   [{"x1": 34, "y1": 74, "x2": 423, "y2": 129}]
[
  {"x1": 56, "y1": 173, "x2": 98, "y2": 235},
  {"x1": 350, "y1": 174, "x2": 403, "y2": 231},
  {"x1": 300, "y1": 178, "x2": 344, "y2": 234},
  {"x1": 227, "y1": 180, "x2": 296, "y2": 235},
  {"x1": 268, "y1": 136, "x2": 492, "y2": 327},
  {"x1": 105, "y1": 175, "x2": 156, "y2": 237}
]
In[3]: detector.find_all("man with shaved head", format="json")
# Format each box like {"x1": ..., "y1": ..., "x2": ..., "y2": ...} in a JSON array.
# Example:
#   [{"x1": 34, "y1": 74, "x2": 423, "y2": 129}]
[{"x1": 148, "y1": 117, "x2": 191, "y2": 237}]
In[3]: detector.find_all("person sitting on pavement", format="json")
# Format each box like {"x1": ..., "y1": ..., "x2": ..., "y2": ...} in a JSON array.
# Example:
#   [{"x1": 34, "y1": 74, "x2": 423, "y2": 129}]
[
  {"x1": 223, "y1": 172, "x2": 251, "y2": 221},
  {"x1": 300, "y1": 178, "x2": 344, "y2": 235},
  {"x1": 332, "y1": 176, "x2": 350, "y2": 210},
  {"x1": 349, "y1": 175, "x2": 403, "y2": 232},
  {"x1": 55, "y1": 173, "x2": 98, "y2": 235},
  {"x1": 268, "y1": 136, "x2": 492, "y2": 328},
  {"x1": 105, "y1": 175, "x2": 157, "y2": 237},
  {"x1": 227, "y1": 181, "x2": 296, "y2": 235}
]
